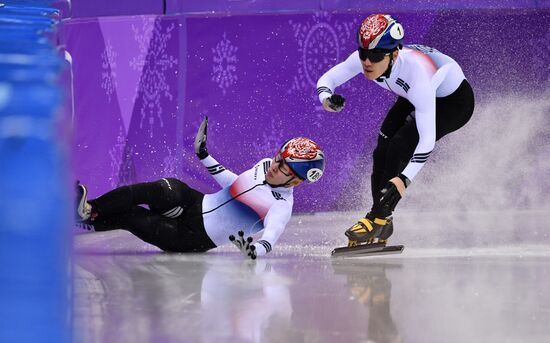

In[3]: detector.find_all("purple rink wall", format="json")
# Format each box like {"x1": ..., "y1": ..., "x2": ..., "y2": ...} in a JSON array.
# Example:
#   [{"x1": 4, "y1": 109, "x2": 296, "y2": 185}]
[{"x1": 59, "y1": 2, "x2": 550, "y2": 213}]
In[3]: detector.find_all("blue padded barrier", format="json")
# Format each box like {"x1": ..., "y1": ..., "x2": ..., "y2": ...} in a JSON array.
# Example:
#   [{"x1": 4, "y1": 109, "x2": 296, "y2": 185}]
[{"x1": 0, "y1": 1, "x2": 71, "y2": 342}]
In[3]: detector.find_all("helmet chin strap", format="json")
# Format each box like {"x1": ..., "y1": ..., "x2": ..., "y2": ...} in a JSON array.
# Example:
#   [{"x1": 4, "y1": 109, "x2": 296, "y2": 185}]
[
  {"x1": 264, "y1": 177, "x2": 296, "y2": 188},
  {"x1": 376, "y1": 51, "x2": 396, "y2": 82}
]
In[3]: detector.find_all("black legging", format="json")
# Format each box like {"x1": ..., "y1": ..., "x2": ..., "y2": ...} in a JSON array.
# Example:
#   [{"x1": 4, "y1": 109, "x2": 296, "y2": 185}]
[
  {"x1": 370, "y1": 79, "x2": 475, "y2": 217},
  {"x1": 87, "y1": 178, "x2": 216, "y2": 252}
]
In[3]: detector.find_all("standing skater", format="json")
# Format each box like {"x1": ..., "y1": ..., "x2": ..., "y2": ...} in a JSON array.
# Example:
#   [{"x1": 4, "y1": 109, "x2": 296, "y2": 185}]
[
  {"x1": 317, "y1": 14, "x2": 474, "y2": 249},
  {"x1": 76, "y1": 117, "x2": 326, "y2": 259}
]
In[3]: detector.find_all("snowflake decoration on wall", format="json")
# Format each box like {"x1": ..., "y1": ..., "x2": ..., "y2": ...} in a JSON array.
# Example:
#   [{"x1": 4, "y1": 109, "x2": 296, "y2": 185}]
[
  {"x1": 162, "y1": 146, "x2": 179, "y2": 176},
  {"x1": 130, "y1": 17, "x2": 178, "y2": 138},
  {"x1": 118, "y1": 142, "x2": 136, "y2": 187},
  {"x1": 108, "y1": 124, "x2": 136, "y2": 188},
  {"x1": 101, "y1": 39, "x2": 118, "y2": 103},
  {"x1": 212, "y1": 32, "x2": 239, "y2": 96},
  {"x1": 289, "y1": 13, "x2": 356, "y2": 92},
  {"x1": 130, "y1": 16, "x2": 155, "y2": 72},
  {"x1": 108, "y1": 124, "x2": 126, "y2": 187}
]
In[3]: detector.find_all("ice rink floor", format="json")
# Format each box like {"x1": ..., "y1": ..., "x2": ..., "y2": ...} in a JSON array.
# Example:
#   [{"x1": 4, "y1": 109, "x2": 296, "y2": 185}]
[{"x1": 74, "y1": 212, "x2": 550, "y2": 343}]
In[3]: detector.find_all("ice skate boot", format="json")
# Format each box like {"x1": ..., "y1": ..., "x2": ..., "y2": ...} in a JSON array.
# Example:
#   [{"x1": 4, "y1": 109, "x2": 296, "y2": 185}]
[
  {"x1": 376, "y1": 217, "x2": 393, "y2": 244},
  {"x1": 345, "y1": 214, "x2": 392, "y2": 247},
  {"x1": 75, "y1": 182, "x2": 92, "y2": 222}
]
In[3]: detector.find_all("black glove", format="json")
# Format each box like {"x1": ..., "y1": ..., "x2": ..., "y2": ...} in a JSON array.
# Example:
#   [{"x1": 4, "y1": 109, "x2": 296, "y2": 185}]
[
  {"x1": 379, "y1": 181, "x2": 402, "y2": 213},
  {"x1": 326, "y1": 94, "x2": 346, "y2": 112},
  {"x1": 229, "y1": 231, "x2": 257, "y2": 260},
  {"x1": 194, "y1": 116, "x2": 209, "y2": 160}
]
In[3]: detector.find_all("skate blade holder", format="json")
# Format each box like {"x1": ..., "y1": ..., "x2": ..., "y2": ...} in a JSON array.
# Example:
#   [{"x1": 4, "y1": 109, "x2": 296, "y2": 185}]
[{"x1": 348, "y1": 237, "x2": 383, "y2": 248}]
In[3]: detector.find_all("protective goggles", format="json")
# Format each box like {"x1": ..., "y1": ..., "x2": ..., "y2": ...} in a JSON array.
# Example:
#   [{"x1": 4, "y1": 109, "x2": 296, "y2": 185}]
[{"x1": 358, "y1": 47, "x2": 390, "y2": 63}]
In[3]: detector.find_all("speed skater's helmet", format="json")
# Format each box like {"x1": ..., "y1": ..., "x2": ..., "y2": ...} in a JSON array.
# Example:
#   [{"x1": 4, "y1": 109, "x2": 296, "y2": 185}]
[
  {"x1": 279, "y1": 137, "x2": 325, "y2": 183},
  {"x1": 358, "y1": 14, "x2": 404, "y2": 51}
]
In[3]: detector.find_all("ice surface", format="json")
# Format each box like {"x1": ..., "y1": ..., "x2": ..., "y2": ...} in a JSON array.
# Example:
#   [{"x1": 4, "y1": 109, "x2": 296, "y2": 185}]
[{"x1": 74, "y1": 212, "x2": 550, "y2": 343}]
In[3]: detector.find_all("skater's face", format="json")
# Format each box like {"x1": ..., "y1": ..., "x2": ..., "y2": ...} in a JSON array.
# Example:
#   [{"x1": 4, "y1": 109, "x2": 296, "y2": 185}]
[
  {"x1": 266, "y1": 154, "x2": 304, "y2": 187},
  {"x1": 359, "y1": 49, "x2": 398, "y2": 80}
]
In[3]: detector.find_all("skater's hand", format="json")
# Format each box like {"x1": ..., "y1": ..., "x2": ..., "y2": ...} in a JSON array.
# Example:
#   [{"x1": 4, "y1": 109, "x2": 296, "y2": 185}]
[
  {"x1": 322, "y1": 94, "x2": 346, "y2": 112},
  {"x1": 229, "y1": 231, "x2": 257, "y2": 260},
  {"x1": 194, "y1": 116, "x2": 209, "y2": 160},
  {"x1": 380, "y1": 175, "x2": 409, "y2": 212}
]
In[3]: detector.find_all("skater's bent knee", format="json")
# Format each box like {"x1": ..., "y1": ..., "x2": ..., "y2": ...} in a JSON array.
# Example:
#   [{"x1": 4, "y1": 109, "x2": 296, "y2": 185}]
[{"x1": 159, "y1": 178, "x2": 187, "y2": 192}]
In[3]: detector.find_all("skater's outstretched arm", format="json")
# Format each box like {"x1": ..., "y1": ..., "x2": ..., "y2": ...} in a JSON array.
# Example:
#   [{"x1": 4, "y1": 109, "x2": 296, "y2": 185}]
[
  {"x1": 228, "y1": 201, "x2": 292, "y2": 259},
  {"x1": 317, "y1": 51, "x2": 362, "y2": 112},
  {"x1": 254, "y1": 201, "x2": 293, "y2": 257},
  {"x1": 194, "y1": 116, "x2": 238, "y2": 187}
]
